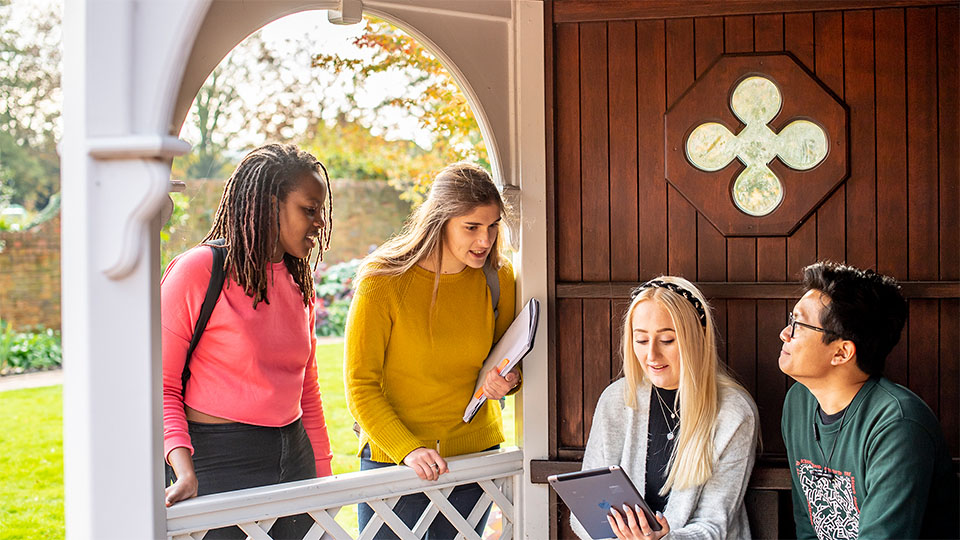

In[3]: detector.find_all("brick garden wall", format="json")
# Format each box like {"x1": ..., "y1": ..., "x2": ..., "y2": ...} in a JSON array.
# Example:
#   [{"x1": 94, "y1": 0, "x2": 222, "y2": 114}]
[
  {"x1": 0, "y1": 179, "x2": 410, "y2": 331},
  {"x1": 324, "y1": 179, "x2": 414, "y2": 264},
  {"x1": 0, "y1": 214, "x2": 61, "y2": 330},
  {"x1": 163, "y1": 178, "x2": 412, "y2": 268}
]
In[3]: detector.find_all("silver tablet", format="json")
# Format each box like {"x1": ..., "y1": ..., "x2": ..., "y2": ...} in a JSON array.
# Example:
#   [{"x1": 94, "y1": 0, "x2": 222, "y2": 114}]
[{"x1": 548, "y1": 466, "x2": 661, "y2": 539}]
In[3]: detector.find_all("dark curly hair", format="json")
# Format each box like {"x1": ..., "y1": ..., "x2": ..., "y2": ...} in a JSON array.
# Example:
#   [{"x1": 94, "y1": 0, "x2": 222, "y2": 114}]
[
  {"x1": 203, "y1": 143, "x2": 333, "y2": 308},
  {"x1": 801, "y1": 261, "x2": 907, "y2": 377}
]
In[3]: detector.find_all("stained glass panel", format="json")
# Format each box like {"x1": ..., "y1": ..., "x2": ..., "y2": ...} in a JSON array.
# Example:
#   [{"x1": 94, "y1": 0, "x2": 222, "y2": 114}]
[{"x1": 685, "y1": 76, "x2": 828, "y2": 217}]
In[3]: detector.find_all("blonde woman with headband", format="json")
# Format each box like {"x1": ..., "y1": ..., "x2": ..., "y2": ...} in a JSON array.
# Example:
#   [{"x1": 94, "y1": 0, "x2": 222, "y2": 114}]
[
  {"x1": 573, "y1": 277, "x2": 759, "y2": 540},
  {"x1": 344, "y1": 163, "x2": 518, "y2": 539}
]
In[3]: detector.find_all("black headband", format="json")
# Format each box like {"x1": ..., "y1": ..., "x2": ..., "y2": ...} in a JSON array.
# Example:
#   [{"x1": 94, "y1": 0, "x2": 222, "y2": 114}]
[{"x1": 632, "y1": 280, "x2": 708, "y2": 328}]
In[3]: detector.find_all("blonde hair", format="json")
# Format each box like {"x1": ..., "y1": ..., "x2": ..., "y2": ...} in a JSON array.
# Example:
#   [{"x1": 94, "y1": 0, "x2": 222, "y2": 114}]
[
  {"x1": 354, "y1": 162, "x2": 507, "y2": 302},
  {"x1": 621, "y1": 276, "x2": 745, "y2": 495}
]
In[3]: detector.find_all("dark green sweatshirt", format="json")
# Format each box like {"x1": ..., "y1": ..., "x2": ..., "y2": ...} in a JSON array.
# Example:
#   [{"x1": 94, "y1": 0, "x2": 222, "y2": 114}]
[{"x1": 781, "y1": 377, "x2": 959, "y2": 539}]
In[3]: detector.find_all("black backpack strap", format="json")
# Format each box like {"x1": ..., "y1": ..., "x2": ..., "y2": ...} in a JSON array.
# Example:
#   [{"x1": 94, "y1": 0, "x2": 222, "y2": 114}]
[
  {"x1": 181, "y1": 239, "x2": 227, "y2": 393},
  {"x1": 483, "y1": 260, "x2": 500, "y2": 322}
]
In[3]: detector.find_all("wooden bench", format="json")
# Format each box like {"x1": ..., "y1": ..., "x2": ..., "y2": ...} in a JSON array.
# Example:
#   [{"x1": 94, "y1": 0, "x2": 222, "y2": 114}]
[{"x1": 529, "y1": 460, "x2": 794, "y2": 539}]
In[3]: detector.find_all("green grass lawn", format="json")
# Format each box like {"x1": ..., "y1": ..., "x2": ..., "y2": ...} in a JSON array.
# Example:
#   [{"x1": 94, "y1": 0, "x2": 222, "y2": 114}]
[
  {"x1": 315, "y1": 340, "x2": 361, "y2": 534},
  {"x1": 0, "y1": 341, "x2": 516, "y2": 539},
  {"x1": 0, "y1": 386, "x2": 64, "y2": 540}
]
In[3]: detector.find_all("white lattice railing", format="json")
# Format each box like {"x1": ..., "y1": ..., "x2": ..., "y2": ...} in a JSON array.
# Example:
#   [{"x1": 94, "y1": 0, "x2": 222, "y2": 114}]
[{"x1": 166, "y1": 447, "x2": 523, "y2": 540}]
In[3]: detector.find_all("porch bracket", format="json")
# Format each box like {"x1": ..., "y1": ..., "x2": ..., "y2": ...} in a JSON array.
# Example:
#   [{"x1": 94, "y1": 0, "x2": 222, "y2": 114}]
[
  {"x1": 502, "y1": 184, "x2": 521, "y2": 252},
  {"x1": 87, "y1": 135, "x2": 192, "y2": 279}
]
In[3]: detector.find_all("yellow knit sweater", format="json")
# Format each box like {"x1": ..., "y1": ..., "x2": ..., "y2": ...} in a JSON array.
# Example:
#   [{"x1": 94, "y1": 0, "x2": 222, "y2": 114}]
[{"x1": 344, "y1": 261, "x2": 516, "y2": 464}]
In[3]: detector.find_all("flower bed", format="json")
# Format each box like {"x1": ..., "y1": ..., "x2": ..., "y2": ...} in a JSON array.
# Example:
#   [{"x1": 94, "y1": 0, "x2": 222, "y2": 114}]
[
  {"x1": 314, "y1": 258, "x2": 361, "y2": 337},
  {"x1": 0, "y1": 321, "x2": 62, "y2": 376}
]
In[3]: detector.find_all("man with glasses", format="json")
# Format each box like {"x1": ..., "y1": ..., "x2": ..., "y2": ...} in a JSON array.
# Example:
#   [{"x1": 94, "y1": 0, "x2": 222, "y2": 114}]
[{"x1": 779, "y1": 261, "x2": 958, "y2": 539}]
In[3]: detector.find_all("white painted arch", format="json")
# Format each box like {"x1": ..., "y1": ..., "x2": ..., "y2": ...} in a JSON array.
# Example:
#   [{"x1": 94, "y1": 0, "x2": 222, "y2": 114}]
[
  {"x1": 61, "y1": 1, "x2": 547, "y2": 538},
  {"x1": 174, "y1": 2, "x2": 514, "y2": 188}
]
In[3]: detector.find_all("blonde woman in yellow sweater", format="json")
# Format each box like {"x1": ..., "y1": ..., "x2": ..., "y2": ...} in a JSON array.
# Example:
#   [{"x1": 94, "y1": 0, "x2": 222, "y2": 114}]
[{"x1": 345, "y1": 162, "x2": 519, "y2": 539}]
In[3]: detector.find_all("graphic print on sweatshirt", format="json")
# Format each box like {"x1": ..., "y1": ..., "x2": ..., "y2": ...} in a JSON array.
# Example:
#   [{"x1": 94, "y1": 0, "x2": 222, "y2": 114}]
[{"x1": 796, "y1": 460, "x2": 860, "y2": 539}]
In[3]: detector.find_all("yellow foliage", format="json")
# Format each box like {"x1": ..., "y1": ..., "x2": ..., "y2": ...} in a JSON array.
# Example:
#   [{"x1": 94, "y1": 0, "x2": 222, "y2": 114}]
[{"x1": 312, "y1": 17, "x2": 489, "y2": 203}]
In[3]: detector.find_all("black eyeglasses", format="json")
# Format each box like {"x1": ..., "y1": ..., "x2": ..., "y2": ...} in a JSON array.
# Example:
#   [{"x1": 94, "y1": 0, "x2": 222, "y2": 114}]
[{"x1": 786, "y1": 313, "x2": 832, "y2": 339}]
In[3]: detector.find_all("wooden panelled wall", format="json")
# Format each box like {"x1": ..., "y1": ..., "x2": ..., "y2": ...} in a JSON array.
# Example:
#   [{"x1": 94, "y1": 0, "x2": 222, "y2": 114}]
[{"x1": 549, "y1": 2, "x2": 959, "y2": 473}]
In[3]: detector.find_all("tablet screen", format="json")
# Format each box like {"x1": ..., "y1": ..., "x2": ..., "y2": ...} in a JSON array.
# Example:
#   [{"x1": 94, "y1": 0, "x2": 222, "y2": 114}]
[{"x1": 548, "y1": 466, "x2": 661, "y2": 539}]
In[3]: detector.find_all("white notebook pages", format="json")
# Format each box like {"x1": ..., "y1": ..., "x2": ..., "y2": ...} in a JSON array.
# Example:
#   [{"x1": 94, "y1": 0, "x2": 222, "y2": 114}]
[{"x1": 462, "y1": 297, "x2": 540, "y2": 423}]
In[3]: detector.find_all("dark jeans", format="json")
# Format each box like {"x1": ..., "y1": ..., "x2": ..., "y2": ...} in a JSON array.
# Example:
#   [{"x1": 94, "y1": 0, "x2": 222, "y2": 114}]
[
  {"x1": 165, "y1": 419, "x2": 316, "y2": 540},
  {"x1": 357, "y1": 445, "x2": 497, "y2": 539}
]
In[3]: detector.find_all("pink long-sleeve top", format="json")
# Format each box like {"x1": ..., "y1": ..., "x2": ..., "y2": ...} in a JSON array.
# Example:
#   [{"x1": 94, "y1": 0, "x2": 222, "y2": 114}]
[{"x1": 161, "y1": 245, "x2": 333, "y2": 476}]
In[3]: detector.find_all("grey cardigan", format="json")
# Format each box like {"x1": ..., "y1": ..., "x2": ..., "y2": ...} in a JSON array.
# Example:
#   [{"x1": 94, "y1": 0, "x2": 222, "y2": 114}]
[{"x1": 572, "y1": 378, "x2": 759, "y2": 540}]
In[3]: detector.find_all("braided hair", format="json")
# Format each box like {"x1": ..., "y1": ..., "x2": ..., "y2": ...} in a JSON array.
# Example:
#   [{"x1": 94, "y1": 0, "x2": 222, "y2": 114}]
[{"x1": 203, "y1": 143, "x2": 333, "y2": 308}]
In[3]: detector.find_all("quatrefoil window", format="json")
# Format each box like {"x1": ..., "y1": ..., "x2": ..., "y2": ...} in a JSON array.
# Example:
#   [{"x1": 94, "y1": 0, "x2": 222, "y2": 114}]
[{"x1": 686, "y1": 76, "x2": 829, "y2": 216}]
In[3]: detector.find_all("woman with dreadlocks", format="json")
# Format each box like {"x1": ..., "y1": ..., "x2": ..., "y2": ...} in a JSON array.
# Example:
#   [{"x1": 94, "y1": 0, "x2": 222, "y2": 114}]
[
  {"x1": 344, "y1": 162, "x2": 519, "y2": 539},
  {"x1": 161, "y1": 144, "x2": 334, "y2": 537}
]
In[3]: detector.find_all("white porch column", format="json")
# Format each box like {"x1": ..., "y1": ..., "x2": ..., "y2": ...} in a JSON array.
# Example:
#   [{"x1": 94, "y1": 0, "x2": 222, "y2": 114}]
[
  {"x1": 514, "y1": 2, "x2": 549, "y2": 538},
  {"x1": 61, "y1": 1, "x2": 206, "y2": 537},
  {"x1": 63, "y1": 1, "x2": 545, "y2": 537}
]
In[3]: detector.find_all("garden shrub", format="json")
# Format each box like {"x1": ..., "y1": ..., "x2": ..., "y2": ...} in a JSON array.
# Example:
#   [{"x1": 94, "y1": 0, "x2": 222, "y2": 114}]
[
  {"x1": 0, "y1": 320, "x2": 62, "y2": 375},
  {"x1": 314, "y1": 258, "x2": 361, "y2": 337}
]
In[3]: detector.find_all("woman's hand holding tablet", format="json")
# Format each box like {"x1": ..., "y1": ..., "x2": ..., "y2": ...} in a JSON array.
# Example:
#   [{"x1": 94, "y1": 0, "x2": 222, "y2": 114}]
[
  {"x1": 607, "y1": 503, "x2": 671, "y2": 540},
  {"x1": 548, "y1": 466, "x2": 665, "y2": 539}
]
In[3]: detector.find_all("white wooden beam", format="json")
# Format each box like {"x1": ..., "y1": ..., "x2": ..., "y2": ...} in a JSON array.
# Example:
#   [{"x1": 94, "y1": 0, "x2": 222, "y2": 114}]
[
  {"x1": 513, "y1": 2, "x2": 549, "y2": 538},
  {"x1": 62, "y1": 1, "x2": 204, "y2": 538}
]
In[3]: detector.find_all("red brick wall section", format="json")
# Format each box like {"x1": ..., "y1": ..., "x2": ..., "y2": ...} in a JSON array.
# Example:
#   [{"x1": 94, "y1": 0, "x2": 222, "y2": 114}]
[
  {"x1": 0, "y1": 179, "x2": 411, "y2": 331},
  {"x1": 163, "y1": 178, "x2": 412, "y2": 268},
  {"x1": 0, "y1": 214, "x2": 61, "y2": 331}
]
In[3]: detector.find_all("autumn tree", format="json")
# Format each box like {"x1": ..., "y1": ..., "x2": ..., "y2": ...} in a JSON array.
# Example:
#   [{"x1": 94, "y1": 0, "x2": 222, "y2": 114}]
[
  {"x1": 300, "y1": 111, "x2": 444, "y2": 184},
  {"x1": 174, "y1": 14, "x2": 488, "y2": 206},
  {"x1": 174, "y1": 30, "x2": 351, "y2": 179},
  {"x1": 312, "y1": 17, "x2": 488, "y2": 203},
  {"x1": 0, "y1": 0, "x2": 62, "y2": 211}
]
